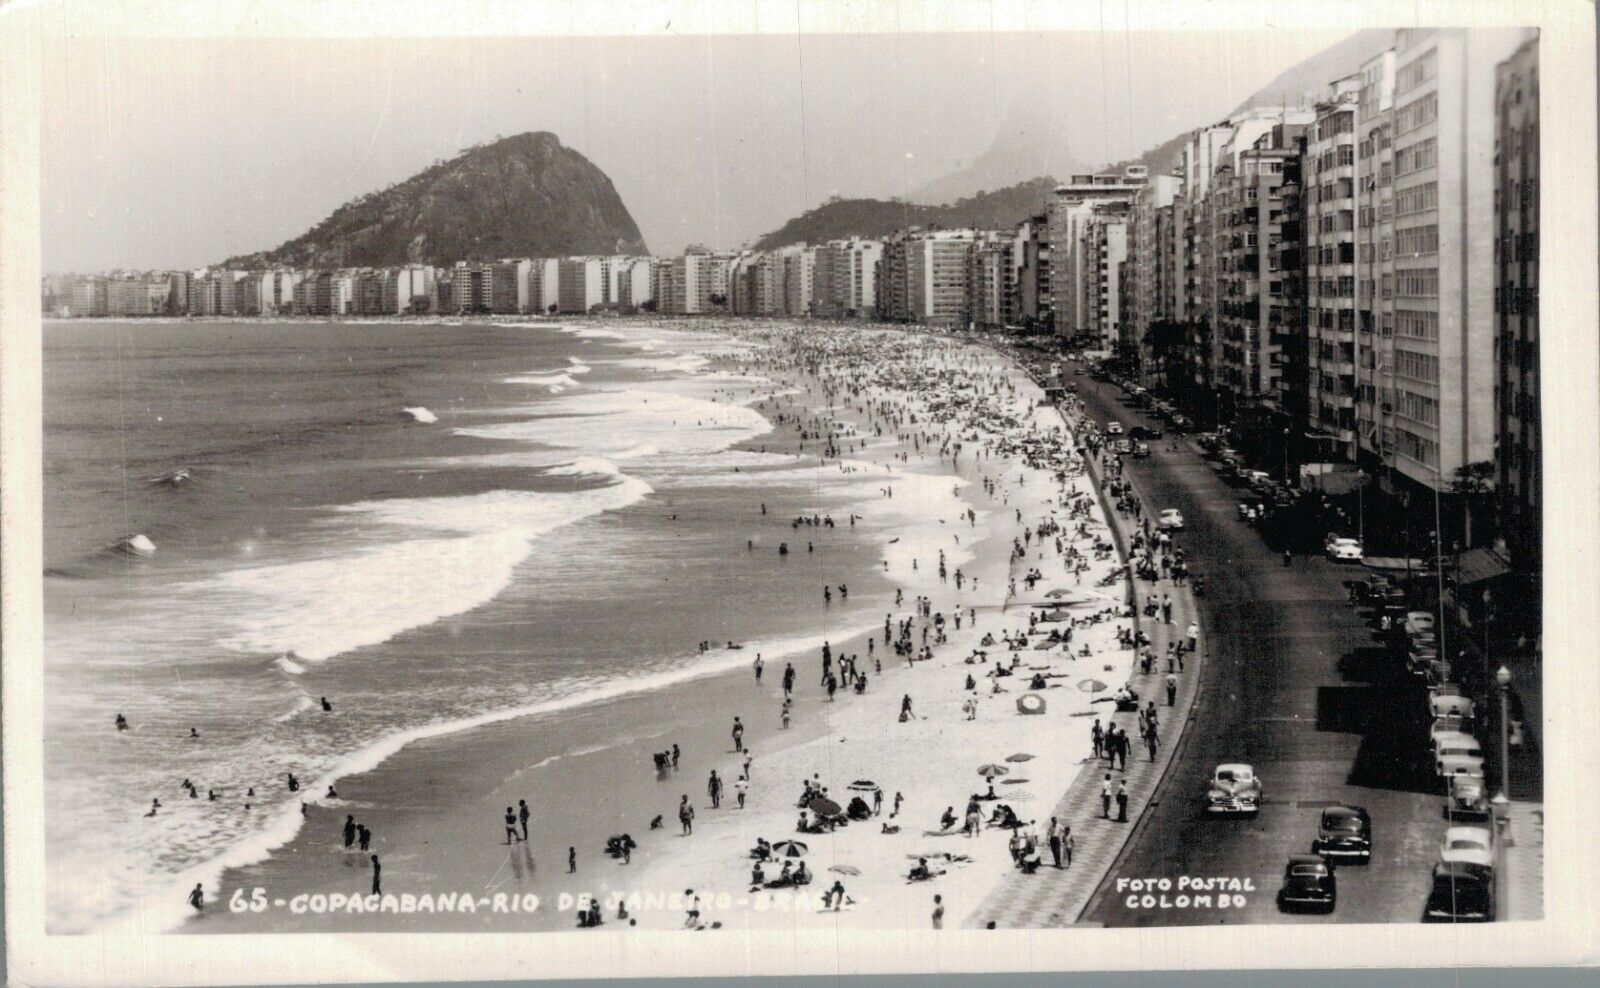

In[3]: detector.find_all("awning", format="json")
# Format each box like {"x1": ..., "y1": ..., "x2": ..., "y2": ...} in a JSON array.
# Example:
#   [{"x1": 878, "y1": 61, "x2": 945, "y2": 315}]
[
  {"x1": 1455, "y1": 547, "x2": 1512, "y2": 586},
  {"x1": 1362, "y1": 556, "x2": 1436, "y2": 574}
]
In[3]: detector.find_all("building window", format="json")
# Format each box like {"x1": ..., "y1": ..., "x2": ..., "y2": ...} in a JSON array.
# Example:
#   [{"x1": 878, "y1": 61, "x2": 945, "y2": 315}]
[{"x1": 1396, "y1": 138, "x2": 1437, "y2": 176}]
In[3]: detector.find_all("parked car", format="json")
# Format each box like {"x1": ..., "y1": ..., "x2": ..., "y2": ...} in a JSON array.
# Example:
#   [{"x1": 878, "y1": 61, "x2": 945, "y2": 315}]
[
  {"x1": 1429, "y1": 689, "x2": 1475, "y2": 721},
  {"x1": 1430, "y1": 712, "x2": 1473, "y2": 745},
  {"x1": 1325, "y1": 536, "x2": 1364, "y2": 562},
  {"x1": 1105, "y1": 421, "x2": 1124, "y2": 435},
  {"x1": 1243, "y1": 469, "x2": 1273, "y2": 488},
  {"x1": 1170, "y1": 414, "x2": 1192, "y2": 432},
  {"x1": 1404, "y1": 611, "x2": 1436, "y2": 637},
  {"x1": 1434, "y1": 732, "x2": 1485, "y2": 778},
  {"x1": 1157, "y1": 508, "x2": 1185, "y2": 531},
  {"x1": 1425, "y1": 861, "x2": 1494, "y2": 922},
  {"x1": 1239, "y1": 500, "x2": 1264, "y2": 521},
  {"x1": 1277, "y1": 854, "x2": 1337, "y2": 913},
  {"x1": 1205, "y1": 763, "x2": 1262, "y2": 815},
  {"x1": 1130, "y1": 425, "x2": 1165, "y2": 441},
  {"x1": 1438, "y1": 826, "x2": 1495, "y2": 870},
  {"x1": 1446, "y1": 773, "x2": 1491, "y2": 821},
  {"x1": 1132, "y1": 442, "x2": 1151, "y2": 459},
  {"x1": 1311, "y1": 805, "x2": 1372, "y2": 862}
]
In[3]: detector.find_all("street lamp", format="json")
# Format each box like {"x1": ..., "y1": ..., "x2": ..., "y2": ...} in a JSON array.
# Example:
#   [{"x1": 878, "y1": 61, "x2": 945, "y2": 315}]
[
  {"x1": 1282, "y1": 427, "x2": 1291, "y2": 485},
  {"x1": 1495, "y1": 665, "x2": 1512, "y2": 802}
]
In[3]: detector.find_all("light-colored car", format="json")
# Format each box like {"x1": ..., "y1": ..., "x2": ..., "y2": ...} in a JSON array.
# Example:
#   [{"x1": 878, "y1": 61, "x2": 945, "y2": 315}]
[
  {"x1": 1244, "y1": 470, "x2": 1273, "y2": 488},
  {"x1": 1430, "y1": 713, "x2": 1475, "y2": 746},
  {"x1": 1446, "y1": 773, "x2": 1491, "y2": 820},
  {"x1": 1106, "y1": 421, "x2": 1124, "y2": 435},
  {"x1": 1439, "y1": 826, "x2": 1495, "y2": 870},
  {"x1": 1205, "y1": 763, "x2": 1262, "y2": 815},
  {"x1": 1326, "y1": 537, "x2": 1364, "y2": 562},
  {"x1": 1430, "y1": 690, "x2": 1475, "y2": 721},
  {"x1": 1404, "y1": 611, "x2": 1436, "y2": 637},
  {"x1": 1157, "y1": 509, "x2": 1185, "y2": 531},
  {"x1": 1434, "y1": 732, "x2": 1485, "y2": 777}
]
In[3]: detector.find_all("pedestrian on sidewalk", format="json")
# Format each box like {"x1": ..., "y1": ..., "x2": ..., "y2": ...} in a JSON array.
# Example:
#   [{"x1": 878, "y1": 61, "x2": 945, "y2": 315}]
[
  {"x1": 1091, "y1": 719, "x2": 1104, "y2": 759},
  {"x1": 1101, "y1": 774, "x2": 1113, "y2": 818},
  {"x1": 1146, "y1": 726, "x2": 1159, "y2": 761},
  {"x1": 1063, "y1": 826, "x2": 1075, "y2": 866},
  {"x1": 1186, "y1": 622, "x2": 1199, "y2": 653},
  {"x1": 1166, "y1": 673, "x2": 1178, "y2": 707},
  {"x1": 1116, "y1": 781, "x2": 1130, "y2": 822},
  {"x1": 1048, "y1": 817, "x2": 1064, "y2": 868},
  {"x1": 1162, "y1": 594, "x2": 1173, "y2": 624}
]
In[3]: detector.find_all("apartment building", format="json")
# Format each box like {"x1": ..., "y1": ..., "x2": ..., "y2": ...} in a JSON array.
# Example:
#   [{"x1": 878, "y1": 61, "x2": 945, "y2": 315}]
[
  {"x1": 1494, "y1": 31, "x2": 1540, "y2": 569},
  {"x1": 967, "y1": 234, "x2": 1013, "y2": 330},
  {"x1": 904, "y1": 230, "x2": 976, "y2": 327},
  {"x1": 1048, "y1": 167, "x2": 1148, "y2": 339}
]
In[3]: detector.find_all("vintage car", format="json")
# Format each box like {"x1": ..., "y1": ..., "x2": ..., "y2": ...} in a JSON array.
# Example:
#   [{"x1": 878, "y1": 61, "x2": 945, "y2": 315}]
[
  {"x1": 1434, "y1": 732, "x2": 1485, "y2": 778},
  {"x1": 1438, "y1": 825, "x2": 1495, "y2": 870},
  {"x1": 1157, "y1": 508, "x2": 1185, "y2": 531},
  {"x1": 1325, "y1": 536, "x2": 1364, "y2": 563},
  {"x1": 1205, "y1": 763, "x2": 1262, "y2": 815},
  {"x1": 1105, "y1": 421, "x2": 1124, "y2": 435},
  {"x1": 1425, "y1": 861, "x2": 1494, "y2": 922},
  {"x1": 1446, "y1": 773, "x2": 1491, "y2": 821},
  {"x1": 1429, "y1": 684, "x2": 1474, "y2": 719},
  {"x1": 1132, "y1": 442, "x2": 1152, "y2": 459},
  {"x1": 1311, "y1": 805, "x2": 1372, "y2": 862},
  {"x1": 1277, "y1": 854, "x2": 1337, "y2": 912},
  {"x1": 1404, "y1": 610, "x2": 1437, "y2": 637}
]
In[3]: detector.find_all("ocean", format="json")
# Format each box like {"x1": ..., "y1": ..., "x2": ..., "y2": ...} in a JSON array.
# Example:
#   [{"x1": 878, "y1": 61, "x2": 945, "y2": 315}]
[{"x1": 42, "y1": 317, "x2": 938, "y2": 934}]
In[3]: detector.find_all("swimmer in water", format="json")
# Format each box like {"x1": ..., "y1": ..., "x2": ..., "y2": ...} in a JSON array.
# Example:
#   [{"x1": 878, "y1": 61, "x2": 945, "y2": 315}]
[
  {"x1": 320, "y1": 697, "x2": 333, "y2": 712},
  {"x1": 115, "y1": 713, "x2": 128, "y2": 731}
]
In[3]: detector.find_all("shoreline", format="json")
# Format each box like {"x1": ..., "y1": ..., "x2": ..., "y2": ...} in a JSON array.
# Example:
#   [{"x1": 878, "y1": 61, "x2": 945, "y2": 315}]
[{"x1": 125, "y1": 319, "x2": 1135, "y2": 934}]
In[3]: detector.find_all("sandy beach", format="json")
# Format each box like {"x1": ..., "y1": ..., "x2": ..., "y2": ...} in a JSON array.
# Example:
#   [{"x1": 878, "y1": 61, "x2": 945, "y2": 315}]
[{"x1": 177, "y1": 319, "x2": 1137, "y2": 934}]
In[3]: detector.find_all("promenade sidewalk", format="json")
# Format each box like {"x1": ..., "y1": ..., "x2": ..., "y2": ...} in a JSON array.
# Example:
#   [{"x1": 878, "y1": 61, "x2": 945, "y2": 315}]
[{"x1": 967, "y1": 404, "x2": 1204, "y2": 929}]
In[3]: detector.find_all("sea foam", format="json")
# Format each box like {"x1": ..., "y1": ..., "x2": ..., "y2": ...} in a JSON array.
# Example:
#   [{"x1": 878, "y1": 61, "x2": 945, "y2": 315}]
[{"x1": 212, "y1": 477, "x2": 652, "y2": 663}]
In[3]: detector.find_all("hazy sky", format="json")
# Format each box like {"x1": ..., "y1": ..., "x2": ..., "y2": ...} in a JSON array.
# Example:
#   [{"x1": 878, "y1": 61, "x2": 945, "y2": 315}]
[{"x1": 42, "y1": 30, "x2": 1353, "y2": 271}]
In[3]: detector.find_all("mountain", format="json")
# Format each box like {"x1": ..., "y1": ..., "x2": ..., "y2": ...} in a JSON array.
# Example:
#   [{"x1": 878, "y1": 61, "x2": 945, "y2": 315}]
[
  {"x1": 221, "y1": 132, "x2": 646, "y2": 268},
  {"x1": 907, "y1": 103, "x2": 1088, "y2": 206},
  {"x1": 752, "y1": 177, "x2": 1057, "y2": 250},
  {"x1": 1103, "y1": 30, "x2": 1397, "y2": 178},
  {"x1": 1227, "y1": 30, "x2": 1395, "y2": 118}
]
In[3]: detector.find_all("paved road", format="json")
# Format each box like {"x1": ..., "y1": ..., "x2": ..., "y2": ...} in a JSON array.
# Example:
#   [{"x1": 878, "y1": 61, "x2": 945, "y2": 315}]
[{"x1": 1072, "y1": 375, "x2": 1448, "y2": 927}]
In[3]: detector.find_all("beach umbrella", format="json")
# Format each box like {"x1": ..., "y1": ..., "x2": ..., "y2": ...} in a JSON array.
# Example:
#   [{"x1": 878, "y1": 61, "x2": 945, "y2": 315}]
[
  {"x1": 1005, "y1": 753, "x2": 1035, "y2": 763},
  {"x1": 771, "y1": 840, "x2": 808, "y2": 858},
  {"x1": 846, "y1": 780, "x2": 879, "y2": 792},
  {"x1": 807, "y1": 796, "x2": 843, "y2": 818},
  {"x1": 976, "y1": 764, "x2": 1010, "y2": 779},
  {"x1": 828, "y1": 864, "x2": 862, "y2": 876},
  {"x1": 1016, "y1": 694, "x2": 1047, "y2": 715},
  {"x1": 1077, "y1": 678, "x2": 1109, "y2": 693}
]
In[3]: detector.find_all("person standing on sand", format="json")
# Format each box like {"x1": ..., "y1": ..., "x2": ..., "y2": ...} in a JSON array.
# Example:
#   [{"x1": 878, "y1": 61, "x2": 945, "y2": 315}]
[
  {"x1": 568, "y1": 846, "x2": 577, "y2": 873},
  {"x1": 900, "y1": 694, "x2": 914, "y2": 722},
  {"x1": 504, "y1": 807, "x2": 519, "y2": 844},
  {"x1": 708, "y1": 770, "x2": 722, "y2": 809},
  {"x1": 783, "y1": 663, "x2": 795, "y2": 698},
  {"x1": 754, "y1": 655, "x2": 764, "y2": 683},
  {"x1": 685, "y1": 889, "x2": 701, "y2": 928},
  {"x1": 370, "y1": 854, "x2": 381, "y2": 896},
  {"x1": 732, "y1": 717, "x2": 744, "y2": 753},
  {"x1": 671, "y1": 744, "x2": 681, "y2": 769},
  {"x1": 343, "y1": 814, "x2": 357, "y2": 848},
  {"x1": 189, "y1": 883, "x2": 204, "y2": 913},
  {"x1": 932, "y1": 894, "x2": 944, "y2": 929},
  {"x1": 735, "y1": 775, "x2": 749, "y2": 809},
  {"x1": 679, "y1": 795, "x2": 695, "y2": 835},
  {"x1": 518, "y1": 799, "x2": 531, "y2": 841}
]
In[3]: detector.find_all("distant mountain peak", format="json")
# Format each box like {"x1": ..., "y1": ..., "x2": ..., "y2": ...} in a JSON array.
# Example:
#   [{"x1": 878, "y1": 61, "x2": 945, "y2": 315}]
[
  {"x1": 753, "y1": 176, "x2": 1056, "y2": 251},
  {"x1": 908, "y1": 102, "x2": 1087, "y2": 206},
  {"x1": 221, "y1": 131, "x2": 646, "y2": 268}
]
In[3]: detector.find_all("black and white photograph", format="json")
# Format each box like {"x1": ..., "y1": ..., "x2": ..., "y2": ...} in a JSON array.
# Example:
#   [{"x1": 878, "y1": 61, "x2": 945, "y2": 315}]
[{"x1": 2, "y1": 0, "x2": 1596, "y2": 983}]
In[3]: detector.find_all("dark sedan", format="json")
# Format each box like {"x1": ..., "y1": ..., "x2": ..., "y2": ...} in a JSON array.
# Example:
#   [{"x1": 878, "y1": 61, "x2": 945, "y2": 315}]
[
  {"x1": 1278, "y1": 854, "x2": 1337, "y2": 913},
  {"x1": 1311, "y1": 805, "x2": 1372, "y2": 862}
]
